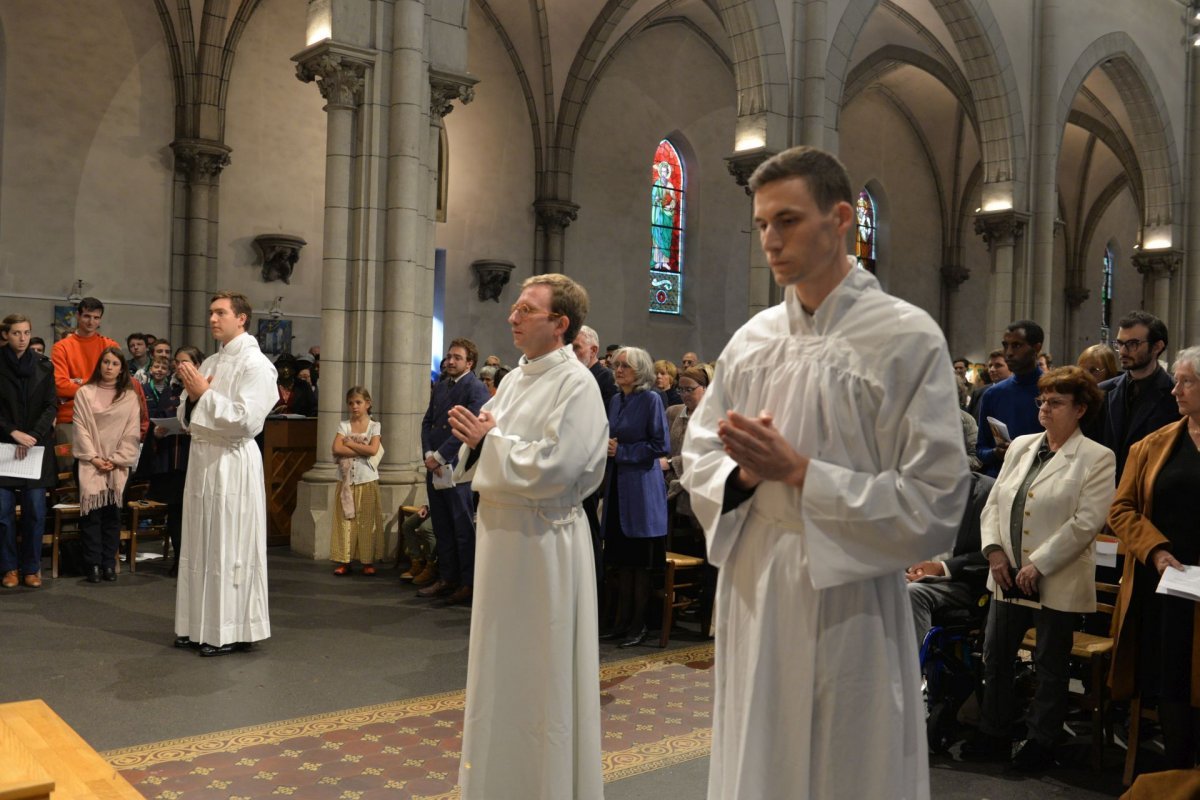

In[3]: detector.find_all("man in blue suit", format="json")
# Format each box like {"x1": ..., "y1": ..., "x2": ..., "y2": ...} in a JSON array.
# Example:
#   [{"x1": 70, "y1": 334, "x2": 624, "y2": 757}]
[{"x1": 419, "y1": 338, "x2": 492, "y2": 605}]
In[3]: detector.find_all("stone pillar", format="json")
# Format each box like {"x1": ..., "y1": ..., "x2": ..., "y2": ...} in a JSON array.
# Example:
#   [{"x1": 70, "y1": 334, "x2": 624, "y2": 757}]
[
  {"x1": 975, "y1": 210, "x2": 1029, "y2": 350},
  {"x1": 170, "y1": 140, "x2": 231, "y2": 351},
  {"x1": 1186, "y1": 30, "x2": 1200, "y2": 346},
  {"x1": 1133, "y1": 249, "x2": 1183, "y2": 328},
  {"x1": 533, "y1": 199, "x2": 579, "y2": 274},
  {"x1": 1028, "y1": 0, "x2": 1059, "y2": 351},
  {"x1": 1062, "y1": 285, "x2": 1089, "y2": 358},
  {"x1": 939, "y1": 263, "x2": 970, "y2": 349},
  {"x1": 726, "y1": 148, "x2": 778, "y2": 316},
  {"x1": 797, "y1": 0, "x2": 827, "y2": 147}
]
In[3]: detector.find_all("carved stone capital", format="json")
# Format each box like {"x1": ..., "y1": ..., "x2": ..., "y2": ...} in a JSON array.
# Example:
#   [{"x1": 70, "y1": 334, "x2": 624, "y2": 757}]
[
  {"x1": 973, "y1": 210, "x2": 1030, "y2": 251},
  {"x1": 724, "y1": 148, "x2": 776, "y2": 196},
  {"x1": 1132, "y1": 248, "x2": 1183, "y2": 279},
  {"x1": 430, "y1": 68, "x2": 479, "y2": 118},
  {"x1": 1064, "y1": 285, "x2": 1090, "y2": 309},
  {"x1": 293, "y1": 42, "x2": 375, "y2": 110},
  {"x1": 940, "y1": 263, "x2": 971, "y2": 289},
  {"x1": 534, "y1": 199, "x2": 579, "y2": 231},
  {"x1": 171, "y1": 139, "x2": 232, "y2": 183},
  {"x1": 254, "y1": 234, "x2": 307, "y2": 285},
  {"x1": 472, "y1": 259, "x2": 515, "y2": 302}
]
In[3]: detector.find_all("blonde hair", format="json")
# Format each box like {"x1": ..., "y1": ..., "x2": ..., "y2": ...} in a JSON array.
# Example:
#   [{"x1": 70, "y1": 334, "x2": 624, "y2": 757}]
[{"x1": 521, "y1": 273, "x2": 589, "y2": 344}]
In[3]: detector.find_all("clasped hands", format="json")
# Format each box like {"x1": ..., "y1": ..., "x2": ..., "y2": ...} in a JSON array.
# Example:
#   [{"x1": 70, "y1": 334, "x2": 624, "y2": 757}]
[
  {"x1": 10, "y1": 430, "x2": 36, "y2": 459},
  {"x1": 717, "y1": 410, "x2": 808, "y2": 490},
  {"x1": 89, "y1": 456, "x2": 116, "y2": 474},
  {"x1": 448, "y1": 405, "x2": 496, "y2": 449},
  {"x1": 987, "y1": 550, "x2": 1040, "y2": 595},
  {"x1": 176, "y1": 362, "x2": 212, "y2": 402}
]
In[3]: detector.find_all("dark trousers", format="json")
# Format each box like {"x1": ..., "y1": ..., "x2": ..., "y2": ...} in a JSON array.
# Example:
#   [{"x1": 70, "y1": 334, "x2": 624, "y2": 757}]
[
  {"x1": 81, "y1": 504, "x2": 122, "y2": 570},
  {"x1": 980, "y1": 599, "x2": 1076, "y2": 746},
  {"x1": 148, "y1": 472, "x2": 186, "y2": 560},
  {"x1": 0, "y1": 487, "x2": 47, "y2": 575},
  {"x1": 426, "y1": 474, "x2": 476, "y2": 586}
]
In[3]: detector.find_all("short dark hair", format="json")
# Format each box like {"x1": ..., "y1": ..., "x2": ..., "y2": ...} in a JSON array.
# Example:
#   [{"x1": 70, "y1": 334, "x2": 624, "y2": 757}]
[
  {"x1": 952, "y1": 357, "x2": 969, "y2": 368},
  {"x1": 1006, "y1": 319, "x2": 1045, "y2": 347},
  {"x1": 1117, "y1": 310, "x2": 1168, "y2": 347},
  {"x1": 448, "y1": 337, "x2": 479, "y2": 370},
  {"x1": 210, "y1": 291, "x2": 252, "y2": 326},
  {"x1": 77, "y1": 297, "x2": 104, "y2": 316},
  {"x1": 87, "y1": 346, "x2": 132, "y2": 402},
  {"x1": 29, "y1": 336, "x2": 45, "y2": 348},
  {"x1": 1038, "y1": 366, "x2": 1103, "y2": 426},
  {"x1": 127, "y1": 332, "x2": 147, "y2": 347},
  {"x1": 174, "y1": 345, "x2": 205, "y2": 366},
  {"x1": 988, "y1": 349, "x2": 1005, "y2": 361},
  {"x1": 748, "y1": 146, "x2": 854, "y2": 212}
]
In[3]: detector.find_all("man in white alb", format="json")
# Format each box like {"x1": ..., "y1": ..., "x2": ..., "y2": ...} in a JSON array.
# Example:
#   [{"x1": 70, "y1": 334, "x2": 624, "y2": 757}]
[
  {"x1": 681, "y1": 147, "x2": 968, "y2": 799},
  {"x1": 448, "y1": 273, "x2": 608, "y2": 800},
  {"x1": 173, "y1": 291, "x2": 279, "y2": 657}
]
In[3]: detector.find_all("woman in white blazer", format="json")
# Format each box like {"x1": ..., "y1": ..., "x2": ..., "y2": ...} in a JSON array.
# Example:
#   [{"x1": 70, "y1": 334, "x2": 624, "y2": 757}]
[{"x1": 962, "y1": 365, "x2": 1115, "y2": 771}]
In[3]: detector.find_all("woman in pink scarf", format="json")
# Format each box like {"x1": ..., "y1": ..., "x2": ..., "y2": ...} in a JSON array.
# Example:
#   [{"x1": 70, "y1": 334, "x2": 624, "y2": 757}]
[{"x1": 73, "y1": 347, "x2": 142, "y2": 583}]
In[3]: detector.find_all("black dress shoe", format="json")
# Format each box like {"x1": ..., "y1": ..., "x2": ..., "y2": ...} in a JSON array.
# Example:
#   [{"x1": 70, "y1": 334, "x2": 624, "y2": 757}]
[
  {"x1": 618, "y1": 625, "x2": 648, "y2": 648},
  {"x1": 173, "y1": 636, "x2": 196, "y2": 649},
  {"x1": 102, "y1": 567, "x2": 117, "y2": 582},
  {"x1": 199, "y1": 642, "x2": 252, "y2": 657},
  {"x1": 599, "y1": 628, "x2": 626, "y2": 641},
  {"x1": 86, "y1": 565, "x2": 101, "y2": 584},
  {"x1": 1009, "y1": 739, "x2": 1055, "y2": 772}
]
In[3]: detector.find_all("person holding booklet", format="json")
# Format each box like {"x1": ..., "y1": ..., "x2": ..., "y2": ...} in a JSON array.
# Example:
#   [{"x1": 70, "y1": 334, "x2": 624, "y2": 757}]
[
  {"x1": 1108, "y1": 345, "x2": 1200, "y2": 771},
  {"x1": 0, "y1": 314, "x2": 57, "y2": 588},
  {"x1": 975, "y1": 320, "x2": 1045, "y2": 478},
  {"x1": 965, "y1": 365, "x2": 1114, "y2": 771}
]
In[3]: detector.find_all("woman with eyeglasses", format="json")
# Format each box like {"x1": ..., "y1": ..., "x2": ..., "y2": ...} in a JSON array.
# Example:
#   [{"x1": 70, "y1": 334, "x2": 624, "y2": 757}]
[
  {"x1": 1108, "y1": 346, "x2": 1200, "y2": 772},
  {"x1": 963, "y1": 366, "x2": 1114, "y2": 771},
  {"x1": 601, "y1": 346, "x2": 669, "y2": 648}
]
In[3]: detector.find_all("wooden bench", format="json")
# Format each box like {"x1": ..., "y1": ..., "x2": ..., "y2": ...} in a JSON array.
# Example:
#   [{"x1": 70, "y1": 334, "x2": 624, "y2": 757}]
[{"x1": 0, "y1": 699, "x2": 141, "y2": 799}]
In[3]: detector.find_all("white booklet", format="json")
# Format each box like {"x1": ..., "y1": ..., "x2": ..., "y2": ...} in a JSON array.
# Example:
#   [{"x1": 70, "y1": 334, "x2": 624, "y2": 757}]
[
  {"x1": 1156, "y1": 565, "x2": 1200, "y2": 603},
  {"x1": 431, "y1": 465, "x2": 456, "y2": 490},
  {"x1": 151, "y1": 417, "x2": 186, "y2": 435},
  {"x1": 0, "y1": 443, "x2": 44, "y2": 479},
  {"x1": 985, "y1": 416, "x2": 1011, "y2": 444}
]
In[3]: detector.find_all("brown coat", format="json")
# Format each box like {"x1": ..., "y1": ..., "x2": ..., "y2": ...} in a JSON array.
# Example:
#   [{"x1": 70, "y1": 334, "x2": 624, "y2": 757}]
[{"x1": 1106, "y1": 418, "x2": 1200, "y2": 704}]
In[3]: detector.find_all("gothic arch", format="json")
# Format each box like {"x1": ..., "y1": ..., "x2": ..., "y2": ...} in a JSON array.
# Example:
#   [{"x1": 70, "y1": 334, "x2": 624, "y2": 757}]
[
  {"x1": 842, "y1": 44, "x2": 978, "y2": 135},
  {"x1": 827, "y1": 0, "x2": 1027, "y2": 205},
  {"x1": 1057, "y1": 32, "x2": 1181, "y2": 244}
]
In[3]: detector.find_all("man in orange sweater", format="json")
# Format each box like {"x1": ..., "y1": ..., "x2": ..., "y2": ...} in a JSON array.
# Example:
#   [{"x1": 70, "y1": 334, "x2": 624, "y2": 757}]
[{"x1": 52, "y1": 298, "x2": 148, "y2": 464}]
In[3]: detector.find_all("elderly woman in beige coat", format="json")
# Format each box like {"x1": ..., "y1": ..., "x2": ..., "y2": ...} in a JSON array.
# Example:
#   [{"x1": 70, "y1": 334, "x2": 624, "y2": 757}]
[{"x1": 962, "y1": 366, "x2": 1115, "y2": 771}]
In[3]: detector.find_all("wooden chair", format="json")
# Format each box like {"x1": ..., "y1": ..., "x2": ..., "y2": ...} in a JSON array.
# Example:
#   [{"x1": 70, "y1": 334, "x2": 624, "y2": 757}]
[
  {"x1": 1021, "y1": 581, "x2": 1119, "y2": 769},
  {"x1": 1123, "y1": 695, "x2": 1160, "y2": 787},
  {"x1": 127, "y1": 497, "x2": 170, "y2": 572},
  {"x1": 657, "y1": 498, "x2": 710, "y2": 648}
]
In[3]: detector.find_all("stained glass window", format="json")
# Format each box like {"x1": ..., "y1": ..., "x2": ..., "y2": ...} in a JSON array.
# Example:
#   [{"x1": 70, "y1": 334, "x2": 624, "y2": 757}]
[
  {"x1": 855, "y1": 189, "x2": 877, "y2": 273},
  {"x1": 1100, "y1": 245, "x2": 1115, "y2": 342},
  {"x1": 650, "y1": 139, "x2": 685, "y2": 314}
]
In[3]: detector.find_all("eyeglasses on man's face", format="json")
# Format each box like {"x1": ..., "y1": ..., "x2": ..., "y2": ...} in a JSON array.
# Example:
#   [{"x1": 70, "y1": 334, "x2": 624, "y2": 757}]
[
  {"x1": 509, "y1": 302, "x2": 561, "y2": 320},
  {"x1": 1111, "y1": 338, "x2": 1147, "y2": 351}
]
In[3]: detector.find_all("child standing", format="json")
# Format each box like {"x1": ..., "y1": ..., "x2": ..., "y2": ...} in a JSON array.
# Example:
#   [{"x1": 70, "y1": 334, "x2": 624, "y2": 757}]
[{"x1": 330, "y1": 386, "x2": 384, "y2": 575}]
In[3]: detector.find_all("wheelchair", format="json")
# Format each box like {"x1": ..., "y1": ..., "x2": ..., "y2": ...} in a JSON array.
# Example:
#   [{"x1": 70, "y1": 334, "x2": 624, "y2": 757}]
[{"x1": 920, "y1": 593, "x2": 991, "y2": 753}]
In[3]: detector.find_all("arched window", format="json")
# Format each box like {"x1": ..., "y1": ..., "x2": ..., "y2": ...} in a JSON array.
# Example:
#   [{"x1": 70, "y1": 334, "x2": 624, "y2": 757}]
[
  {"x1": 649, "y1": 139, "x2": 685, "y2": 314},
  {"x1": 1100, "y1": 245, "x2": 1115, "y2": 342},
  {"x1": 854, "y1": 189, "x2": 877, "y2": 273}
]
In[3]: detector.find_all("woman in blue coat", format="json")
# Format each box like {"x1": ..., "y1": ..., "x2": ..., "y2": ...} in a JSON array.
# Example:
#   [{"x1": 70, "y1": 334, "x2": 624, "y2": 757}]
[{"x1": 600, "y1": 346, "x2": 669, "y2": 648}]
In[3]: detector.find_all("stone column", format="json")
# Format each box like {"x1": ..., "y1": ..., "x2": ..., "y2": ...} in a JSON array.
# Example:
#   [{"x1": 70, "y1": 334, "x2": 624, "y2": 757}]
[
  {"x1": 939, "y1": 263, "x2": 970, "y2": 348},
  {"x1": 1028, "y1": 0, "x2": 1060, "y2": 350},
  {"x1": 295, "y1": 50, "x2": 370, "y2": 484},
  {"x1": 975, "y1": 210, "x2": 1029, "y2": 350},
  {"x1": 170, "y1": 140, "x2": 231, "y2": 351},
  {"x1": 1186, "y1": 29, "x2": 1200, "y2": 346},
  {"x1": 533, "y1": 199, "x2": 579, "y2": 274},
  {"x1": 726, "y1": 148, "x2": 778, "y2": 315},
  {"x1": 1133, "y1": 249, "x2": 1183, "y2": 328}
]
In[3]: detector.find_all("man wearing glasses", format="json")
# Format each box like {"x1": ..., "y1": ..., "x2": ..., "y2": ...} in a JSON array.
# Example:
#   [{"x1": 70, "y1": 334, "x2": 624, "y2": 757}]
[
  {"x1": 1098, "y1": 310, "x2": 1180, "y2": 480},
  {"x1": 448, "y1": 274, "x2": 608, "y2": 800}
]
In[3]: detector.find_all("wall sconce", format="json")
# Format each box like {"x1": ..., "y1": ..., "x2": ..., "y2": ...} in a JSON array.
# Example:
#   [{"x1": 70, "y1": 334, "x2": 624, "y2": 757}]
[
  {"x1": 268, "y1": 296, "x2": 284, "y2": 319},
  {"x1": 471, "y1": 259, "x2": 515, "y2": 302},
  {"x1": 66, "y1": 279, "x2": 85, "y2": 303}
]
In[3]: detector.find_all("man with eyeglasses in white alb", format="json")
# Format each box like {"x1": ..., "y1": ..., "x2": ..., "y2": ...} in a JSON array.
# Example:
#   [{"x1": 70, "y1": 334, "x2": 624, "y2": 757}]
[{"x1": 1096, "y1": 310, "x2": 1180, "y2": 481}]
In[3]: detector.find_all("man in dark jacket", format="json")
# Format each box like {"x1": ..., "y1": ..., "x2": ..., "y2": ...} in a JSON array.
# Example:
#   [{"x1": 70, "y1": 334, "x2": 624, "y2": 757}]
[
  {"x1": 418, "y1": 337, "x2": 491, "y2": 606},
  {"x1": 1098, "y1": 310, "x2": 1180, "y2": 481},
  {"x1": 905, "y1": 472, "x2": 995, "y2": 649},
  {"x1": 0, "y1": 314, "x2": 58, "y2": 588}
]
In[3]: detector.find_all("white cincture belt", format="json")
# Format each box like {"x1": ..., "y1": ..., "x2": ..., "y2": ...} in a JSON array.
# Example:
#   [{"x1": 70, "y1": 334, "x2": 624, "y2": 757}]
[
  {"x1": 190, "y1": 430, "x2": 250, "y2": 449},
  {"x1": 749, "y1": 504, "x2": 806, "y2": 534},
  {"x1": 480, "y1": 496, "x2": 580, "y2": 527}
]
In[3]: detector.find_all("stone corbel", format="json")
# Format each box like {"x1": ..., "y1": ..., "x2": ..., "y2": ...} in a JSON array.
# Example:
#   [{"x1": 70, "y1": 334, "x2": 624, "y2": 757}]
[
  {"x1": 293, "y1": 41, "x2": 376, "y2": 110},
  {"x1": 973, "y1": 210, "x2": 1030, "y2": 252},
  {"x1": 534, "y1": 199, "x2": 579, "y2": 232},
  {"x1": 472, "y1": 260, "x2": 515, "y2": 302},
  {"x1": 254, "y1": 234, "x2": 307, "y2": 284},
  {"x1": 724, "y1": 147, "x2": 776, "y2": 196},
  {"x1": 171, "y1": 139, "x2": 232, "y2": 184},
  {"x1": 1131, "y1": 248, "x2": 1183, "y2": 279},
  {"x1": 430, "y1": 67, "x2": 479, "y2": 118},
  {"x1": 1064, "y1": 285, "x2": 1090, "y2": 309},
  {"x1": 940, "y1": 263, "x2": 971, "y2": 289}
]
